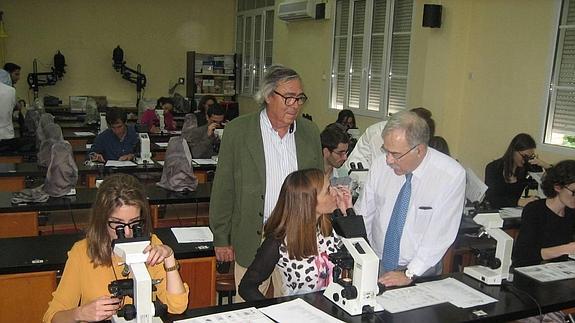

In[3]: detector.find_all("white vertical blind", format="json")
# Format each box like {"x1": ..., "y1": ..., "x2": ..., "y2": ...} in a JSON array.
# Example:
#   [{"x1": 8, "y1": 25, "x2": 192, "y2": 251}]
[
  {"x1": 331, "y1": 0, "x2": 413, "y2": 116},
  {"x1": 236, "y1": 0, "x2": 275, "y2": 95}
]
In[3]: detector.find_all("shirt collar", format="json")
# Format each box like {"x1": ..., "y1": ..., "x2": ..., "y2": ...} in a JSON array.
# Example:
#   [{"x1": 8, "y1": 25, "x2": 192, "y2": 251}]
[
  {"x1": 411, "y1": 146, "x2": 431, "y2": 180},
  {"x1": 260, "y1": 109, "x2": 297, "y2": 135}
]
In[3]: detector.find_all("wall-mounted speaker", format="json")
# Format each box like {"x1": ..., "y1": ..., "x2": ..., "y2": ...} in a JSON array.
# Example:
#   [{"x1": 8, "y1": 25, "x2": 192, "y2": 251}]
[{"x1": 423, "y1": 4, "x2": 442, "y2": 28}]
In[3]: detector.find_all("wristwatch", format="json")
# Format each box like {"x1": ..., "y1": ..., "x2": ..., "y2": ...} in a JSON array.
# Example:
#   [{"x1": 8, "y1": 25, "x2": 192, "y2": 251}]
[
  {"x1": 405, "y1": 268, "x2": 417, "y2": 280},
  {"x1": 164, "y1": 261, "x2": 180, "y2": 272}
]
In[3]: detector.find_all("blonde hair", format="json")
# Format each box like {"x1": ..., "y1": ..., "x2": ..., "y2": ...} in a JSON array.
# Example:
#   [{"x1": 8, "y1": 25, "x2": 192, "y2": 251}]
[
  {"x1": 86, "y1": 174, "x2": 151, "y2": 266},
  {"x1": 264, "y1": 169, "x2": 332, "y2": 260}
]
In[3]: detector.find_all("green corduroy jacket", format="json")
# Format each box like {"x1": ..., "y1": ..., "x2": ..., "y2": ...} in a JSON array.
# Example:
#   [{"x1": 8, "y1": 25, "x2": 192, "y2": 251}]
[{"x1": 209, "y1": 110, "x2": 323, "y2": 267}]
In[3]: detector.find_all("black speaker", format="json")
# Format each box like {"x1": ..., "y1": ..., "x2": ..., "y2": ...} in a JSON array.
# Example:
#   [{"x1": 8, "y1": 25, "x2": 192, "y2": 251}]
[{"x1": 423, "y1": 4, "x2": 442, "y2": 28}]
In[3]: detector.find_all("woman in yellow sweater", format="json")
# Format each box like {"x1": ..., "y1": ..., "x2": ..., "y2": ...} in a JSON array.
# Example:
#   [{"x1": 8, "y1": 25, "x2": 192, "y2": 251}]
[{"x1": 43, "y1": 174, "x2": 189, "y2": 323}]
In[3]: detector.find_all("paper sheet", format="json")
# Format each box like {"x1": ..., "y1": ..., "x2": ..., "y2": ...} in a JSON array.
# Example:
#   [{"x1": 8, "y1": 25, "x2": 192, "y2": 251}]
[
  {"x1": 376, "y1": 285, "x2": 445, "y2": 313},
  {"x1": 418, "y1": 278, "x2": 497, "y2": 308},
  {"x1": 105, "y1": 160, "x2": 137, "y2": 167},
  {"x1": 73, "y1": 131, "x2": 95, "y2": 136},
  {"x1": 174, "y1": 307, "x2": 273, "y2": 323},
  {"x1": 465, "y1": 167, "x2": 488, "y2": 203},
  {"x1": 499, "y1": 207, "x2": 523, "y2": 219},
  {"x1": 260, "y1": 298, "x2": 344, "y2": 323},
  {"x1": 171, "y1": 227, "x2": 214, "y2": 243},
  {"x1": 155, "y1": 142, "x2": 169, "y2": 148},
  {"x1": 192, "y1": 158, "x2": 218, "y2": 165},
  {"x1": 85, "y1": 144, "x2": 92, "y2": 149},
  {"x1": 515, "y1": 261, "x2": 575, "y2": 282}
]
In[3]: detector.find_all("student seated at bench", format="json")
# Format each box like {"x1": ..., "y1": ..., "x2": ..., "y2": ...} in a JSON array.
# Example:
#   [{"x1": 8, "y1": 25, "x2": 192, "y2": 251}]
[
  {"x1": 43, "y1": 174, "x2": 188, "y2": 323},
  {"x1": 512, "y1": 160, "x2": 575, "y2": 268},
  {"x1": 88, "y1": 108, "x2": 139, "y2": 162}
]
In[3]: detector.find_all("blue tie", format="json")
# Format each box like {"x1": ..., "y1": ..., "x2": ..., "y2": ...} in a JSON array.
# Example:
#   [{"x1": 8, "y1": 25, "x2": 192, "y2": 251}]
[{"x1": 382, "y1": 173, "x2": 413, "y2": 272}]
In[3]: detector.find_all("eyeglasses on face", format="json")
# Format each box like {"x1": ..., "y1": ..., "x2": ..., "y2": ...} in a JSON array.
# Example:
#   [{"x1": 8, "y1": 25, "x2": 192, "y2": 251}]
[
  {"x1": 107, "y1": 218, "x2": 144, "y2": 231},
  {"x1": 564, "y1": 186, "x2": 575, "y2": 197},
  {"x1": 273, "y1": 91, "x2": 308, "y2": 106},
  {"x1": 519, "y1": 152, "x2": 536, "y2": 160},
  {"x1": 380, "y1": 144, "x2": 418, "y2": 161},
  {"x1": 331, "y1": 149, "x2": 348, "y2": 157}
]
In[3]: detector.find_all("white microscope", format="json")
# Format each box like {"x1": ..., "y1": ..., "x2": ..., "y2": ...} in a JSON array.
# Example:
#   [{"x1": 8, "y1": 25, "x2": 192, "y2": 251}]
[
  {"x1": 155, "y1": 109, "x2": 165, "y2": 133},
  {"x1": 109, "y1": 234, "x2": 166, "y2": 322},
  {"x1": 323, "y1": 209, "x2": 385, "y2": 315},
  {"x1": 463, "y1": 212, "x2": 514, "y2": 285},
  {"x1": 99, "y1": 112, "x2": 108, "y2": 134},
  {"x1": 136, "y1": 133, "x2": 153, "y2": 165}
]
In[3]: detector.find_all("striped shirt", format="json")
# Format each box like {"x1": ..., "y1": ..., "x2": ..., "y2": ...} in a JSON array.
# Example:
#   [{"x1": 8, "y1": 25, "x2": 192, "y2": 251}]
[{"x1": 260, "y1": 110, "x2": 298, "y2": 223}]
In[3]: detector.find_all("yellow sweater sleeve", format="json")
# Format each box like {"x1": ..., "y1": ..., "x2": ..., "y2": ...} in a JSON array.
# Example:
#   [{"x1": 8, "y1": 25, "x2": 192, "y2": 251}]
[{"x1": 150, "y1": 234, "x2": 190, "y2": 314}]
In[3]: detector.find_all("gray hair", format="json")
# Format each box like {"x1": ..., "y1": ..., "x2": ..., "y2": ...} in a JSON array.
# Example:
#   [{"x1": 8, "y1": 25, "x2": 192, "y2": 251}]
[
  {"x1": 254, "y1": 65, "x2": 302, "y2": 106},
  {"x1": 382, "y1": 110, "x2": 430, "y2": 147}
]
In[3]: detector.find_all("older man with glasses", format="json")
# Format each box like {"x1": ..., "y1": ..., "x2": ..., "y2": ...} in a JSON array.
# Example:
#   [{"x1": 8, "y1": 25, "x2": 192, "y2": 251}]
[
  {"x1": 354, "y1": 110, "x2": 466, "y2": 287},
  {"x1": 209, "y1": 65, "x2": 323, "y2": 301}
]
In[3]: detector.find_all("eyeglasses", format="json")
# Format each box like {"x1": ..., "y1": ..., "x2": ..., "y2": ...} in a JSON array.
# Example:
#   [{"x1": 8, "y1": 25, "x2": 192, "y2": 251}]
[
  {"x1": 273, "y1": 91, "x2": 308, "y2": 106},
  {"x1": 331, "y1": 149, "x2": 348, "y2": 157},
  {"x1": 519, "y1": 152, "x2": 536, "y2": 160},
  {"x1": 564, "y1": 186, "x2": 575, "y2": 197},
  {"x1": 380, "y1": 144, "x2": 418, "y2": 161},
  {"x1": 108, "y1": 218, "x2": 144, "y2": 231}
]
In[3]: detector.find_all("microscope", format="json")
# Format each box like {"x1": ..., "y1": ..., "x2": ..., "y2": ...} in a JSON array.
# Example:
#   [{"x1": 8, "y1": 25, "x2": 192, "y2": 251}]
[
  {"x1": 109, "y1": 227, "x2": 166, "y2": 322},
  {"x1": 323, "y1": 209, "x2": 385, "y2": 315},
  {"x1": 136, "y1": 133, "x2": 153, "y2": 165},
  {"x1": 463, "y1": 212, "x2": 514, "y2": 285},
  {"x1": 347, "y1": 162, "x2": 369, "y2": 200},
  {"x1": 156, "y1": 110, "x2": 165, "y2": 133},
  {"x1": 99, "y1": 113, "x2": 108, "y2": 134}
]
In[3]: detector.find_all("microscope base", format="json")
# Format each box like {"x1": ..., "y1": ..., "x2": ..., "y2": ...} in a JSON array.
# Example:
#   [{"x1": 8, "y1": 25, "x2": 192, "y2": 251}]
[
  {"x1": 464, "y1": 265, "x2": 504, "y2": 285},
  {"x1": 323, "y1": 283, "x2": 383, "y2": 316},
  {"x1": 112, "y1": 315, "x2": 163, "y2": 323},
  {"x1": 135, "y1": 158, "x2": 154, "y2": 165}
]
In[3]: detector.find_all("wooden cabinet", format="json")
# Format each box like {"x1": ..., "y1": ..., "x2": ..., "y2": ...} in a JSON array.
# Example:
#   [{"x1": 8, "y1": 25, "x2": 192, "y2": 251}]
[
  {"x1": 0, "y1": 271, "x2": 57, "y2": 323},
  {"x1": 180, "y1": 257, "x2": 217, "y2": 309}
]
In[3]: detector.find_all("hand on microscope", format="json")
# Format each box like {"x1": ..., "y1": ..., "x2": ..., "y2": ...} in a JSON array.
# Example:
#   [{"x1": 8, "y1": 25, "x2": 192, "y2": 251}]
[
  {"x1": 73, "y1": 295, "x2": 121, "y2": 322},
  {"x1": 378, "y1": 270, "x2": 413, "y2": 287},
  {"x1": 331, "y1": 185, "x2": 353, "y2": 212},
  {"x1": 207, "y1": 121, "x2": 220, "y2": 137},
  {"x1": 144, "y1": 244, "x2": 175, "y2": 267},
  {"x1": 143, "y1": 244, "x2": 187, "y2": 295}
]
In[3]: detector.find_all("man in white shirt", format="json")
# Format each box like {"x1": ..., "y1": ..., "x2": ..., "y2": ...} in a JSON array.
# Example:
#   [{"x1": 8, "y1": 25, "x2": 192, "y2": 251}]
[
  {"x1": 320, "y1": 123, "x2": 350, "y2": 179},
  {"x1": 0, "y1": 78, "x2": 16, "y2": 141},
  {"x1": 344, "y1": 107, "x2": 436, "y2": 172},
  {"x1": 354, "y1": 110, "x2": 465, "y2": 287}
]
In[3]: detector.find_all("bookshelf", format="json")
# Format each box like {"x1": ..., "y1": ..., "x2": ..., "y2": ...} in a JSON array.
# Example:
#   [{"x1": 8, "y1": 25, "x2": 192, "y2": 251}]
[{"x1": 186, "y1": 52, "x2": 237, "y2": 103}]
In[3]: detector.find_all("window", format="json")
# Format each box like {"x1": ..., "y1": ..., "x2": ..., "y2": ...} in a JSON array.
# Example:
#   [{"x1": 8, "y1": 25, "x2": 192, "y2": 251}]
[
  {"x1": 546, "y1": 0, "x2": 575, "y2": 149},
  {"x1": 330, "y1": 0, "x2": 414, "y2": 117},
  {"x1": 236, "y1": 0, "x2": 275, "y2": 96}
]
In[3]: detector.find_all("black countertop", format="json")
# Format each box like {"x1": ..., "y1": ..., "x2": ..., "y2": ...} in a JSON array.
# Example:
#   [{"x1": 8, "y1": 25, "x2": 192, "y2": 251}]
[
  {"x1": 0, "y1": 183, "x2": 211, "y2": 213},
  {"x1": 169, "y1": 271, "x2": 575, "y2": 322},
  {"x1": 0, "y1": 227, "x2": 214, "y2": 275}
]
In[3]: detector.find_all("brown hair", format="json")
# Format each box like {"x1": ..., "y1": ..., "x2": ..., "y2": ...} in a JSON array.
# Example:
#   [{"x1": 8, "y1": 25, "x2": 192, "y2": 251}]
[
  {"x1": 86, "y1": 174, "x2": 152, "y2": 266},
  {"x1": 264, "y1": 169, "x2": 333, "y2": 260}
]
